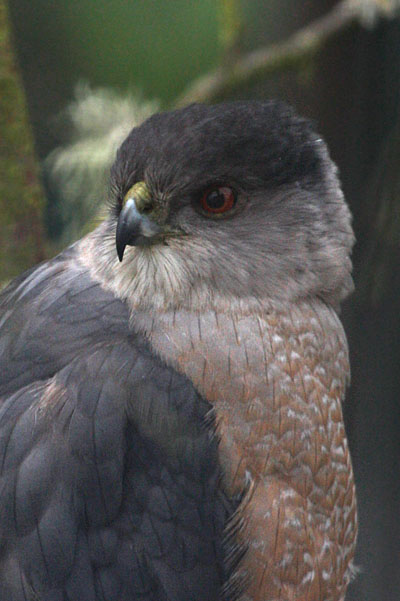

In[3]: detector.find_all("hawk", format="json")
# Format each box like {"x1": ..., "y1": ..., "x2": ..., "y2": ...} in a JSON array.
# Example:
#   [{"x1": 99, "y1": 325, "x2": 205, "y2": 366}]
[{"x1": 0, "y1": 101, "x2": 357, "y2": 601}]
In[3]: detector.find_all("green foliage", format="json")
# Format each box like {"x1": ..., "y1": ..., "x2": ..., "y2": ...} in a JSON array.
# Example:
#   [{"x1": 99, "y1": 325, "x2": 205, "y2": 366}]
[{"x1": 11, "y1": 0, "x2": 219, "y2": 108}]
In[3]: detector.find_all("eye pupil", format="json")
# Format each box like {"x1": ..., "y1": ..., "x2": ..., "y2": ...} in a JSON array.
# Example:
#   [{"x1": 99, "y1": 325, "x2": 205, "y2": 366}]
[
  {"x1": 207, "y1": 190, "x2": 225, "y2": 209},
  {"x1": 200, "y1": 186, "x2": 236, "y2": 215}
]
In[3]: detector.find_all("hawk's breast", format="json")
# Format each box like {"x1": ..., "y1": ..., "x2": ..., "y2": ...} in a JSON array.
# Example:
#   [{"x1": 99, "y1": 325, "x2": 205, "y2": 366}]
[{"x1": 133, "y1": 298, "x2": 357, "y2": 601}]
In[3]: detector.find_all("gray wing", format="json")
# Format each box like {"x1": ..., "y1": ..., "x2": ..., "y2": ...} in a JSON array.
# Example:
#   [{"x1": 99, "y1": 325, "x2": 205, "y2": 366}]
[
  {"x1": 0, "y1": 248, "x2": 240, "y2": 601},
  {"x1": 0, "y1": 246, "x2": 129, "y2": 397}
]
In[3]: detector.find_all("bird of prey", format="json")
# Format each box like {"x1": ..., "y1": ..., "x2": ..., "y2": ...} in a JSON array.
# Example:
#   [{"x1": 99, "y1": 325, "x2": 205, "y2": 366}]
[{"x1": 0, "y1": 101, "x2": 357, "y2": 601}]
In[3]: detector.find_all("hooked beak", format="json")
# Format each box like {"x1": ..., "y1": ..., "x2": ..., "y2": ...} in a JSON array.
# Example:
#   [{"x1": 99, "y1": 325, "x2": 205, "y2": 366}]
[{"x1": 116, "y1": 198, "x2": 162, "y2": 262}]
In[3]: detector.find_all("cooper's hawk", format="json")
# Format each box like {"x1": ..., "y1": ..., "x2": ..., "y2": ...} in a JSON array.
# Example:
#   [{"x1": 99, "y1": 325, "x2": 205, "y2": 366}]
[{"x1": 0, "y1": 101, "x2": 357, "y2": 600}]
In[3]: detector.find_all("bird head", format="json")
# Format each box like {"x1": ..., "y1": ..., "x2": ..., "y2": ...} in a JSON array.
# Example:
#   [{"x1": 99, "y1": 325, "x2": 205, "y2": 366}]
[{"x1": 105, "y1": 102, "x2": 354, "y2": 310}]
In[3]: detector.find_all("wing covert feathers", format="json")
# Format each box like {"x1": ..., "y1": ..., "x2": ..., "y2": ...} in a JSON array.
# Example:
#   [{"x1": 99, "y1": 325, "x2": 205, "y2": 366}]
[{"x1": 0, "y1": 252, "x2": 237, "y2": 601}]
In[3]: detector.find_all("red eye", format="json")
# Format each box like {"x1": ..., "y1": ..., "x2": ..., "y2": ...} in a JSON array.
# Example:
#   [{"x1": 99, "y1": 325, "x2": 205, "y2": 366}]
[{"x1": 200, "y1": 186, "x2": 236, "y2": 214}]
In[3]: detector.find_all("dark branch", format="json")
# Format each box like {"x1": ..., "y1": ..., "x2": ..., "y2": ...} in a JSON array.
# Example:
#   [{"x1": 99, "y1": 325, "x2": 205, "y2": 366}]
[{"x1": 175, "y1": 0, "x2": 399, "y2": 107}]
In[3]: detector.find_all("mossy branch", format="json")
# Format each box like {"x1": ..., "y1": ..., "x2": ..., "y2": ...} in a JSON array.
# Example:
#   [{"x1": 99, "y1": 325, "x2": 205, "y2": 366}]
[{"x1": 0, "y1": 0, "x2": 46, "y2": 282}]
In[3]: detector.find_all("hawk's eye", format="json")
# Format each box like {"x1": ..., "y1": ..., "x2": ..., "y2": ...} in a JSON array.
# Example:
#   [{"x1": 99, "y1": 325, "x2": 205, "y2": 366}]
[{"x1": 200, "y1": 186, "x2": 236, "y2": 215}]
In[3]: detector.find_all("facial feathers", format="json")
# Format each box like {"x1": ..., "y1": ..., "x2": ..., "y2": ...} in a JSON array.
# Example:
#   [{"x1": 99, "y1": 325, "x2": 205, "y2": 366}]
[{"x1": 89, "y1": 101, "x2": 354, "y2": 310}]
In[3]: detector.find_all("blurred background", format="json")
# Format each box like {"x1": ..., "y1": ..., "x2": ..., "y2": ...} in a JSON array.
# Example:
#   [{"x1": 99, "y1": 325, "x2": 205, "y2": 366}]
[{"x1": 1, "y1": 1, "x2": 400, "y2": 599}]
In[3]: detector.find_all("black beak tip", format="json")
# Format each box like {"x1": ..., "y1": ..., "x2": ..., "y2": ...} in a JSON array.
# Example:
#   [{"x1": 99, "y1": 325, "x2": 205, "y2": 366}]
[
  {"x1": 116, "y1": 240, "x2": 126, "y2": 262},
  {"x1": 116, "y1": 199, "x2": 142, "y2": 262}
]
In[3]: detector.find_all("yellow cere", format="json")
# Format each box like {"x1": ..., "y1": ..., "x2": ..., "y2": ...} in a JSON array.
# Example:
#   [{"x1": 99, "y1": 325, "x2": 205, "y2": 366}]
[{"x1": 123, "y1": 181, "x2": 151, "y2": 207}]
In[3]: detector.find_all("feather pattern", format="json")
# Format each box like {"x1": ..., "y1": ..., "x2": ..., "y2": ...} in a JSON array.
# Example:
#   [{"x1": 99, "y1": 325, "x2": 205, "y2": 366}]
[
  {"x1": 131, "y1": 298, "x2": 357, "y2": 601},
  {"x1": 0, "y1": 248, "x2": 238, "y2": 601}
]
